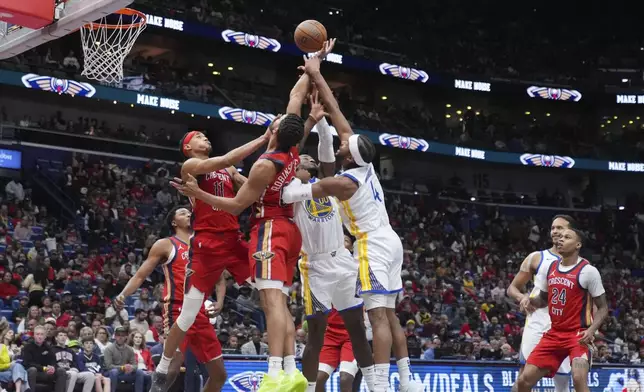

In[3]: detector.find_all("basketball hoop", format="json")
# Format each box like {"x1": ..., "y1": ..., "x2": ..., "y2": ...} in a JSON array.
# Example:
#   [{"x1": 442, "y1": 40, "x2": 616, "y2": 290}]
[{"x1": 80, "y1": 8, "x2": 146, "y2": 83}]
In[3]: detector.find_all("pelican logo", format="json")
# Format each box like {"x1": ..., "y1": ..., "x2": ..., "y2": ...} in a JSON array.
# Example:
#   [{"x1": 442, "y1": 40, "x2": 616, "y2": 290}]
[
  {"x1": 526, "y1": 86, "x2": 582, "y2": 102},
  {"x1": 218, "y1": 107, "x2": 275, "y2": 127},
  {"x1": 21, "y1": 73, "x2": 96, "y2": 97},
  {"x1": 229, "y1": 371, "x2": 266, "y2": 391},
  {"x1": 252, "y1": 251, "x2": 275, "y2": 262},
  {"x1": 378, "y1": 63, "x2": 429, "y2": 83},
  {"x1": 185, "y1": 268, "x2": 195, "y2": 278},
  {"x1": 520, "y1": 153, "x2": 575, "y2": 169},
  {"x1": 378, "y1": 133, "x2": 429, "y2": 152},
  {"x1": 221, "y1": 30, "x2": 281, "y2": 52}
]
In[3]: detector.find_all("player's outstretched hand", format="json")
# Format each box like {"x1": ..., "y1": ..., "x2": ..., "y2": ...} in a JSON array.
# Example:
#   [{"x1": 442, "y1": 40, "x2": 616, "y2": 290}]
[
  {"x1": 309, "y1": 90, "x2": 329, "y2": 122},
  {"x1": 578, "y1": 329, "x2": 595, "y2": 345},
  {"x1": 113, "y1": 294, "x2": 126, "y2": 308},
  {"x1": 519, "y1": 294, "x2": 536, "y2": 314},
  {"x1": 171, "y1": 174, "x2": 200, "y2": 198},
  {"x1": 298, "y1": 38, "x2": 336, "y2": 75}
]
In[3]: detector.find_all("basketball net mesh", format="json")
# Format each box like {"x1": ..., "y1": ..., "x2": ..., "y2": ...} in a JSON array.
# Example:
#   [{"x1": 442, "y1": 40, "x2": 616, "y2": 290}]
[{"x1": 80, "y1": 12, "x2": 146, "y2": 83}]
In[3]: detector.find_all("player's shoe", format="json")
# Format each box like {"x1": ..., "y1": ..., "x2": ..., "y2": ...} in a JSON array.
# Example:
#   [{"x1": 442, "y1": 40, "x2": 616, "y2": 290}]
[
  {"x1": 258, "y1": 370, "x2": 287, "y2": 392},
  {"x1": 284, "y1": 369, "x2": 308, "y2": 392},
  {"x1": 149, "y1": 371, "x2": 167, "y2": 392},
  {"x1": 401, "y1": 380, "x2": 425, "y2": 392}
]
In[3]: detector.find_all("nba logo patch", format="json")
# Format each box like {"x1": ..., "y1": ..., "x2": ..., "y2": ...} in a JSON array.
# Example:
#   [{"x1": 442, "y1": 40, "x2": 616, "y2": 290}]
[{"x1": 229, "y1": 371, "x2": 266, "y2": 391}]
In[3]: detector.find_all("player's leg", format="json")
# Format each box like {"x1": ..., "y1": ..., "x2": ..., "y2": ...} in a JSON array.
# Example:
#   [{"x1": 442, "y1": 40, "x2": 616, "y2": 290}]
[
  {"x1": 339, "y1": 371, "x2": 357, "y2": 392},
  {"x1": 163, "y1": 350, "x2": 184, "y2": 392},
  {"x1": 514, "y1": 364, "x2": 550, "y2": 392},
  {"x1": 315, "y1": 363, "x2": 334, "y2": 392},
  {"x1": 282, "y1": 286, "x2": 299, "y2": 378},
  {"x1": 364, "y1": 297, "x2": 393, "y2": 392},
  {"x1": 301, "y1": 312, "x2": 328, "y2": 386},
  {"x1": 569, "y1": 344, "x2": 592, "y2": 392},
  {"x1": 315, "y1": 371, "x2": 330, "y2": 392},
  {"x1": 385, "y1": 299, "x2": 421, "y2": 392},
  {"x1": 186, "y1": 310, "x2": 227, "y2": 392},
  {"x1": 554, "y1": 356, "x2": 572, "y2": 392}
]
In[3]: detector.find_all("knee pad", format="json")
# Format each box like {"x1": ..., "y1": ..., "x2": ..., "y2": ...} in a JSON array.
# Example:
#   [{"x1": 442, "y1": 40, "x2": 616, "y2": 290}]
[{"x1": 176, "y1": 287, "x2": 205, "y2": 331}]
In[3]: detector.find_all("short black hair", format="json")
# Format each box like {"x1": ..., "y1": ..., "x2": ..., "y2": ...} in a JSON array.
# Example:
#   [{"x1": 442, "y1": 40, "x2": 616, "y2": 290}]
[
  {"x1": 135, "y1": 308, "x2": 145, "y2": 315},
  {"x1": 356, "y1": 134, "x2": 376, "y2": 164},
  {"x1": 570, "y1": 228, "x2": 587, "y2": 247},
  {"x1": 164, "y1": 205, "x2": 190, "y2": 236},
  {"x1": 553, "y1": 214, "x2": 577, "y2": 229},
  {"x1": 277, "y1": 114, "x2": 304, "y2": 151}
]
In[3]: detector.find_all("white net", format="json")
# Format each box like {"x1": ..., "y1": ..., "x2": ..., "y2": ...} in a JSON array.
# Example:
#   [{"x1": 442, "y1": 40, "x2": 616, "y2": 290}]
[{"x1": 80, "y1": 9, "x2": 146, "y2": 83}]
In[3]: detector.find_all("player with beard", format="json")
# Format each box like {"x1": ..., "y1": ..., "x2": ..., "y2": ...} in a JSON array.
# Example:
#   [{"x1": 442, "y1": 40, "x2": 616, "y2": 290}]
[
  {"x1": 514, "y1": 228, "x2": 608, "y2": 392},
  {"x1": 172, "y1": 40, "x2": 337, "y2": 392},
  {"x1": 280, "y1": 51, "x2": 423, "y2": 392},
  {"x1": 507, "y1": 215, "x2": 576, "y2": 392}
]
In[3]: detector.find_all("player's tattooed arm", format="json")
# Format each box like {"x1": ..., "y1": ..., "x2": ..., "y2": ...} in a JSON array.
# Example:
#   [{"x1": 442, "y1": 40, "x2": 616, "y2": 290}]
[
  {"x1": 115, "y1": 239, "x2": 169, "y2": 305},
  {"x1": 228, "y1": 167, "x2": 248, "y2": 191},
  {"x1": 182, "y1": 128, "x2": 271, "y2": 177},
  {"x1": 529, "y1": 290, "x2": 548, "y2": 309},
  {"x1": 173, "y1": 160, "x2": 276, "y2": 215},
  {"x1": 587, "y1": 293, "x2": 608, "y2": 335}
]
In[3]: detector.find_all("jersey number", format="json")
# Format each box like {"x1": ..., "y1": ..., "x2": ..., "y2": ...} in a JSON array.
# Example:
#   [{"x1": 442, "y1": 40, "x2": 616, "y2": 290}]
[
  {"x1": 551, "y1": 288, "x2": 567, "y2": 305},
  {"x1": 370, "y1": 181, "x2": 382, "y2": 202},
  {"x1": 212, "y1": 182, "x2": 225, "y2": 211}
]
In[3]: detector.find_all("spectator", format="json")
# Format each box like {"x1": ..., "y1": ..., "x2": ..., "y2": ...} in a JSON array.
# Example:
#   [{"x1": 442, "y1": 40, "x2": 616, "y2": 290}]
[
  {"x1": 12, "y1": 296, "x2": 29, "y2": 324},
  {"x1": 94, "y1": 327, "x2": 110, "y2": 354},
  {"x1": 79, "y1": 327, "x2": 102, "y2": 359},
  {"x1": 145, "y1": 316, "x2": 162, "y2": 343},
  {"x1": 294, "y1": 328, "x2": 306, "y2": 358},
  {"x1": 23, "y1": 325, "x2": 67, "y2": 392},
  {"x1": 89, "y1": 287, "x2": 111, "y2": 312},
  {"x1": 0, "y1": 271, "x2": 18, "y2": 299},
  {"x1": 64, "y1": 271, "x2": 85, "y2": 296},
  {"x1": 63, "y1": 51, "x2": 80, "y2": 70},
  {"x1": 5, "y1": 180, "x2": 24, "y2": 203},
  {"x1": 129, "y1": 309, "x2": 149, "y2": 335},
  {"x1": 22, "y1": 267, "x2": 47, "y2": 307},
  {"x1": 77, "y1": 337, "x2": 110, "y2": 392},
  {"x1": 133, "y1": 288, "x2": 156, "y2": 312},
  {"x1": 52, "y1": 329, "x2": 95, "y2": 392},
  {"x1": 241, "y1": 328, "x2": 268, "y2": 356},
  {"x1": 223, "y1": 335, "x2": 241, "y2": 355},
  {"x1": 17, "y1": 306, "x2": 43, "y2": 334},
  {"x1": 13, "y1": 221, "x2": 30, "y2": 241},
  {"x1": 104, "y1": 326, "x2": 146, "y2": 392},
  {"x1": 128, "y1": 331, "x2": 154, "y2": 385},
  {"x1": 155, "y1": 186, "x2": 172, "y2": 208},
  {"x1": 105, "y1": 302, "x2": 128, "y2": 329},
  {"x1": 0, "y1": 328, "x2": 28, "y2": 392}
]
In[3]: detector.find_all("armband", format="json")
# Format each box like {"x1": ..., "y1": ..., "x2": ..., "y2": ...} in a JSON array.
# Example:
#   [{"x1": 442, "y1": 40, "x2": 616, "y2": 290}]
[{"x1": 282, "y1": 179, "x2": 313, "y2": 204}]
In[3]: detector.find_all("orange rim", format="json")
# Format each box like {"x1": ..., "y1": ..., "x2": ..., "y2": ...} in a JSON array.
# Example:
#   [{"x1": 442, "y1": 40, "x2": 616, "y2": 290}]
[{"x1": 83, "y1": 8, "x2": 146, "y2": 30}]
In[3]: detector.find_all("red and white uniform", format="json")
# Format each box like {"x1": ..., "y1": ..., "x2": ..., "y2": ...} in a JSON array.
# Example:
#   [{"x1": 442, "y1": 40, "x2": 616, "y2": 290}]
[
  {"x1": 186, "y1": 168, "x2": 250, "y2": 295},
  {"x1": 527, "y1": 257, "x2": 605, "y2": 377},
  {"x1": 318, "y1": 309, "x2": 358, "y2": 376},
  {"x1": 248, "y1": 147, "x2": 302, "y2": 285},
  {"x1": 162, "y1": 236, "x2": 222, "y2": 363}
]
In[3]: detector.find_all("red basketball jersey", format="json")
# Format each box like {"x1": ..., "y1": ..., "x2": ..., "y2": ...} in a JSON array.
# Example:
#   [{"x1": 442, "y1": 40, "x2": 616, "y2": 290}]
[
  {"x1": 546, "y1": 258, "x2": 593, "y2": 332},
  {"x1": 326, "y1": 309, "x2": 350, "y2": 339},
  {"x1": 162, "y1": 236, "x2": 190, "y2": 304},
  {"x1": 251, "y1": 147, "x2": 299, "y2": 224},
  {"x1": 190, "y1": 168, "x2": 239, "y2": 232}
]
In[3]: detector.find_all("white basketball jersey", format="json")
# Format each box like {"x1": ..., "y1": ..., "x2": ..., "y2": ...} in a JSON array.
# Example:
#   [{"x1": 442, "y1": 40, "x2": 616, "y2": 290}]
[
  {"x1": 337, "y1": 163, "x2": 390, "y2": 236},
  {"x1": 293, "y1": 178, "x2": 345, "y2": 255},
  {"x1": 525, "y1": 249, "x2": 561, "y2": 333}
]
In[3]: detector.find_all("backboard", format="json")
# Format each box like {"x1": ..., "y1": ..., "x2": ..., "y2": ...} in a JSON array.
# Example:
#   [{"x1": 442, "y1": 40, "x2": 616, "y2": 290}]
[{"x1": 0, "y1": 0, "x2": 132, "y2": 60}]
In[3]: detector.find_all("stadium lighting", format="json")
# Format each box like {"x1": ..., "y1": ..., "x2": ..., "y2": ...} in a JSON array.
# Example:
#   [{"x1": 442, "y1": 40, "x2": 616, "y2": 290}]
[
  {"x1": 446, "y1": 104, "x2": 452, "y2": 108},
  {"x1": 113, "y1": 101, "x2": 117, "y2": 104},
  {"x1": 191, "y1": 114, "x2": 195, "y2": 117},
  {"x1": 614, "y1": 115, "x2": 618, "y2": 119},
  {"x1": 456, "y1": 110, "x2": 462, "y2": 115},
  {"x1": 445, "y1": 114, "x2": 451, "y2": 118},
  {"x1": 475, "y1": 112, "x2": 480, "y2": 116},
  {"x1": 607, "y1": 120, "x2": 612, "y2": 124},
  {"x1": 213, "y1": 71, "x2": 221, "y2": 75},
  {"x1": 619, "y1": 206, "x2": 625, "y2": 211},
  {"x1": 328, "y1": 11, "x2": 333, "y2": 15},
  {"x1": 207, "y1": 63, "x2": 214, "y2": 67},
  {"x1": 467, "y1": 106, "x2": 472, "y2": 110},
  {"x1": 470, "y1": 197, "x2": 476, "y2": 202},
  {"x1": 629, "y1": 120, "x2": 634, "y2": 124},
  {"x1": 381, "y1": 96, "x2": 388, "y2": 100},
  {"x1": 622, "y1": 78, "x2": 630, "y2": 83},
  {"x1": 459, "y1": 118, "x2": 463, "y2": 122},
  {"x1": 525, "y1": 111, "x2": 531, "y2": 115},
  {"x1": 227, "y1": 66, "x2": 234, "y2": 71},
  {"x1": 414, "y1": 191, "x2": 418, "y2": 195},
  {"x1": 130, "y1": 104, "x2": 134, "y2": 107},
  {"x1": 207, "y1": 116, "x2": 211, "y2": 119},
  {"x1": 601, "y1": 124, "x2": 605, "y2": 128},
  {"x1": 546, "y1": 113, "x2": 551, "y2": 117},
  {"x1": 638, "y1": 117, "x2": 641, "y2": 120},
  {"x1": 171, "y1": 110, "x2": 175, "y2": 114}
]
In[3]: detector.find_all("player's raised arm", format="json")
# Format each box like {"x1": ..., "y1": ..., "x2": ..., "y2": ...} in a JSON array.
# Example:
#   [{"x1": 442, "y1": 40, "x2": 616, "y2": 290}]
[
  {"x1": 227, "y1": 167, "x2": 248, "y2": 191},
  {"x1": 172, "y1": 160, "x2": 277, "y2": 215},
  {"x1": 300, "y1": 87, "x2": 330, "y2": 153},
  {"x1": 286, "y1": 72, "x2": 310, "y2": 117},
  {"x1": 182, "y1": 129, "x2": 271, "y2": 177},
  {"x1": 114, "y1": 239, "x2": 170, "y2": 304},
  {"x1": 301, "y1": 39, "x2": 353, "y2": 142},
  {"x1": 282, "y1": 175, "x2": 357, "y2": 203}
]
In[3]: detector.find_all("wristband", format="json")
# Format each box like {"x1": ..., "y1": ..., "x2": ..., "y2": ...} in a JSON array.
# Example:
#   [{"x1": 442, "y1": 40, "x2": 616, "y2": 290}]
[
  {"x1": 308, "y1": 114, "x2": 317, "y2": 122},
  {"x1": 315, "y1": 117, "x2": 335, "y2": 163}
]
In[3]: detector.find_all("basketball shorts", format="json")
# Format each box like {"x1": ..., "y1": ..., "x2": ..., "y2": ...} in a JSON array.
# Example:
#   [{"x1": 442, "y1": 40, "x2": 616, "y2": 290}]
[
  {"x1": 249, "y1": 218, "x2": 302, "y2": 285},
  {"x1": 527, "y1": 329, "x2": 591, "y2": 378},
  {"x1": 354, "y1": 225, "x2": 403, "y2": 295},
  {"x1": 299, "y1": 246, "x2": 363, "y2": 318},
  {"x1": 163, "y1": 302, "x2": 222, "y2": 363},
  {"x1": 186, "y1": 230, "x2": 249, "y2": 295},
  {"x1": 520, "y1": 327, "x2": 571, "y2": 375},
  {"x1": 319, "y1": 329, "x2": 358, "y2": 377}
]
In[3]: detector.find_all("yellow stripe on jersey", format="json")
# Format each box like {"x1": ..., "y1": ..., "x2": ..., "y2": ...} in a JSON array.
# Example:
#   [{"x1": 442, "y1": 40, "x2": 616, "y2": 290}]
[
  {"x1": 260, "y1": 220, "x2": 272, "y2": 279},
  {"x1": 340, "y1": 200, "x2": 371, "y2": 291},
  {"x1": 299, "y1": 252, "x2": 313, "y2": 316},
  {"x1": 585, "y1": 293, "x2": 593, "y2": 327},
  {"x1": 162, "y1": 264, "x2": 171, "y2": 302}
]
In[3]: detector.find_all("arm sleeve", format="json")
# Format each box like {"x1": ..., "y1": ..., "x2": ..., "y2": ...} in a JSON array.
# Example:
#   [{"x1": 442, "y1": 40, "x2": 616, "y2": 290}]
[
  {"x1": 315, "y1": 118, "x2": 335, "y2": 163},
  {"x1": 580, "y1": 266, "x2": 606, "y2": 297},
  {"x1": 281, "y1": 179, "x2": 312, "y2": 204}
]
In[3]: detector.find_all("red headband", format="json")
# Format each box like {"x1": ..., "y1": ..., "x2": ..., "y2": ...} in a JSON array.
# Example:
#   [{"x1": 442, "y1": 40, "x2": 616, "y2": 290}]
[{"x1": 182, "y1": 131, "x2": 198, "y2": 156}]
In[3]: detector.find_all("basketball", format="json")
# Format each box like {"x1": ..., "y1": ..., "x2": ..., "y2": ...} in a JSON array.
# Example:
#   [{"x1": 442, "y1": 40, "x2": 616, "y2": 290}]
[{"x1": 294, "y1": 20, "x2": 327, "y2": 53}]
